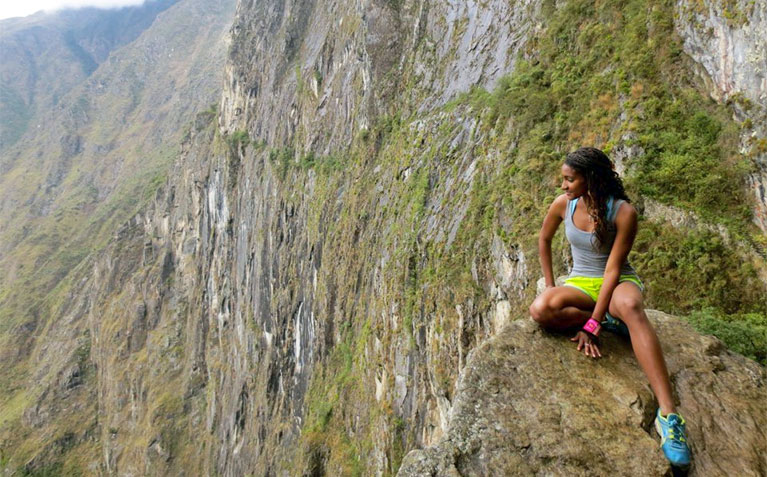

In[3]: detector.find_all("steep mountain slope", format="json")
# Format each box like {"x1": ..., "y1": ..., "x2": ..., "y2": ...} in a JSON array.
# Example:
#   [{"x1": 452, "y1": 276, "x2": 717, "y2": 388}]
[
  {"x1": 1, "y1": 0, "x2": 765, "y2": 475},
  {"x1": 179, "y1": 0, "x2": 767, "y2": 474},
  {"x1": 0, "y1": 0, "x2": 235, "y2": 473}
]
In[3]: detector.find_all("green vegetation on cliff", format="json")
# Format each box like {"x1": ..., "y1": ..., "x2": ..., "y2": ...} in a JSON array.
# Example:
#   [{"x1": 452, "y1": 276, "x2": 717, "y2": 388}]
[
  {"x1": 294, "y1": 0, "x2": 766, "y2": 473},
  {"x1": 456, "y1": 0, "x2": 766, "y2": 349}
]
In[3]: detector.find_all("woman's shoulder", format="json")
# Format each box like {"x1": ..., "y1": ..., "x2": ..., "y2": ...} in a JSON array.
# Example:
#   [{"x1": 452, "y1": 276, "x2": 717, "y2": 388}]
[
  {"x1": 612, "y1": 199, "x2": 638, "y2": 225},
  {"x1": 553, "y1": 193, "x2": 570, "y2": 205},
  {"x1": 612, "y1": 198, "x2": 636, "y2": 213},
  {"x1": 550, "y1": 193, "x2": 570, "y2": 218}
]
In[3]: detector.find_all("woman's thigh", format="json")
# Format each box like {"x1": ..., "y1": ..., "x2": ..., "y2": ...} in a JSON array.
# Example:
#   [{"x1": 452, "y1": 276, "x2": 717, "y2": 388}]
[
  {"x1": 531, "y1": 285, "x2": 596, "y2": 320},
  {"x1": 608, "y1": 281, "x2": 645, "y2": 323}
]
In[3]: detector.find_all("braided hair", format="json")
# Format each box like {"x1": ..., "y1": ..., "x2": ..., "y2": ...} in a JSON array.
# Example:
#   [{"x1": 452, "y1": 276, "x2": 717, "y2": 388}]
[{"x1": 564, "y1": 147, "x2": 630, "y2": 250}]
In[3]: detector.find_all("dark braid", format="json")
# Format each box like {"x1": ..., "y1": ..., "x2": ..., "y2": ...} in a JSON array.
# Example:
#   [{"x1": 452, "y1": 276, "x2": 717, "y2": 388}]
[{"x1": 564, "y1": 147, "x2": 630, "y2": 250}]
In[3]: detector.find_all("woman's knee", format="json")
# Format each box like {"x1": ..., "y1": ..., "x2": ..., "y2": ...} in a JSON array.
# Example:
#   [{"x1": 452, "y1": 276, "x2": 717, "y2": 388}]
[
  {"x1": 612, "y1": 296, "x2": 646, "y2": 326},
  {"x1": 529, "y1": 297, "x2": 552, "y2": 324},
  {"x1": 615, "y1": 295, "x2": 642, "y2": 314}
]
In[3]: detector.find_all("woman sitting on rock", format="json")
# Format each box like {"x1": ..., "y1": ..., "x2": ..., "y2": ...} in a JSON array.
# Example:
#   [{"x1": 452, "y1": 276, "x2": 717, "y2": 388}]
[{"x1": 528, "y1": 147, "x2": 692, "y2": 468}]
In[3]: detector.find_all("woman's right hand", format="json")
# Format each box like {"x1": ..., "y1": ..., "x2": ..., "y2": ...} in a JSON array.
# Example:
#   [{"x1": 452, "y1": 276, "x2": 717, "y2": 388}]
[{"x1": 570, "y1": 331, "x2": 601, "y2": 359}]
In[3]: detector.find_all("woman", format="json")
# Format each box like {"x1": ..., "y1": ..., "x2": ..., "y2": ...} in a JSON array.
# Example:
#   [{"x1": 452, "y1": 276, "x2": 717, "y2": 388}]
[{"x1": 528, "y1": 147, "x2": 692, "y2": 468}]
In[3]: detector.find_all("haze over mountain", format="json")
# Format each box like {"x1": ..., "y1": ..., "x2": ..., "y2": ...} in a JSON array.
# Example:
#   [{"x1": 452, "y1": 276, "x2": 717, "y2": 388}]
[
  {"x1": 0, "y1": 0, "x2": 178, "y2": 151},
  {"x1": 0, "y1": 1, "x2": 155, "y2": 21}
]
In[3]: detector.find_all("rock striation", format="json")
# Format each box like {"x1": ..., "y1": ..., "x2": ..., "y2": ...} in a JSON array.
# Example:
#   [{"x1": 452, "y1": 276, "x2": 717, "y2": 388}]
[{"x1": 219, "y1": 0, "x2": 542, "y2": 154}]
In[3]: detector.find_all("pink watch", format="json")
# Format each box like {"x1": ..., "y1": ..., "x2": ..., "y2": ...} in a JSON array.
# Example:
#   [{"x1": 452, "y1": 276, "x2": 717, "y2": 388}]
[{"x1": 583, "y1": 318, "x2": 601, "y2": 337}]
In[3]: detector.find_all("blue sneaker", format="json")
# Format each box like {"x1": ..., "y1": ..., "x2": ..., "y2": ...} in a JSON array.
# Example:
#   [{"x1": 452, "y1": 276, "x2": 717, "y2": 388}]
[
  {"x1": 603, "y1": 312, "x2": 630, "y2": 337},
  {"x1": 655, "y1": 409, "x2": 692, "y2": 468}
]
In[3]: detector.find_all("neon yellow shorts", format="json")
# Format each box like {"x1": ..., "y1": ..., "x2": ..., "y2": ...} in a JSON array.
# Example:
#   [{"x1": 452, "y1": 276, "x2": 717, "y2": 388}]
[{"x1": 564, "y1": 275, "x2": 644, "y2": 302}]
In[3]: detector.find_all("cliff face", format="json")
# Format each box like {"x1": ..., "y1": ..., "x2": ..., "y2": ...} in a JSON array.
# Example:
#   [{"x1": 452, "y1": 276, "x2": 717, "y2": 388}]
[
  {"x1": 0, "y1": 0, "x2": 235, "y2": 474},
  {"x1": 674, "y1": 0, "x2": 767, "y2": 231},
  {"x1": 2, "y1": 0, "x2": 766, "y2": 476},
  {"x1": 85, "y1": 83, "x2": 526, "y2": 476},
  {"x1": 219, "y1": 0, "x2": 542, "y2": 153}
]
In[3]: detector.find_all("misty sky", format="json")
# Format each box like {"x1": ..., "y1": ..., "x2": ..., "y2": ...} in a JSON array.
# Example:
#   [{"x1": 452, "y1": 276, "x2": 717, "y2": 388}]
[{"x1": 0, "y1": 0, "x2": 147, "y2": 20}]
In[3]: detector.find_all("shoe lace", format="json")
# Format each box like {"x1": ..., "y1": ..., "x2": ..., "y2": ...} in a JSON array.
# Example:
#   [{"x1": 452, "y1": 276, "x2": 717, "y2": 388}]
[{"x1": 667, "y1": 417, "x2": 688, "y2": 447}]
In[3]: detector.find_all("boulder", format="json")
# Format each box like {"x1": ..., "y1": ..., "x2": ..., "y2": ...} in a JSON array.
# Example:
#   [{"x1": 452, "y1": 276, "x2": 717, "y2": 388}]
[{"x1": 398, "y1": 311, "x2": 767, "y2": 476}]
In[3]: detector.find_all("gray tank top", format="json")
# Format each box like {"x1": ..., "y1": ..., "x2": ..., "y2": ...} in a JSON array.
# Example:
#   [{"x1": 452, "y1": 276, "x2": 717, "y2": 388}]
[{"x1": 565, "y1": 197, "x2": 636, "y2": 278}]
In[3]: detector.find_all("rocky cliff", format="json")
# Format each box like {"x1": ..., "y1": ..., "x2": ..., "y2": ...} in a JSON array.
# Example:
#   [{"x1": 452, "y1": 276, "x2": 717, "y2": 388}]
[
  {"x1": 1, "y1": 0, "x2": 766, "y2": 475},
  {"x1": 674, "y1": 0, "x2": 767, "y2": 232},
  {"x1": 0, "y1": 0, "x2": 236, "y2": 473}
]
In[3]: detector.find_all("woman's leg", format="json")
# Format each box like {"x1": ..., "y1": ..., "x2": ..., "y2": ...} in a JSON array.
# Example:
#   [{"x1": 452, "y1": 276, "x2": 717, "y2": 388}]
[
  {"x1": 529, "y1": 286, "x2": 595, "y2": 331},
  {"x1": 609, "y1": 282, "x2": 675, "y2": 414}
]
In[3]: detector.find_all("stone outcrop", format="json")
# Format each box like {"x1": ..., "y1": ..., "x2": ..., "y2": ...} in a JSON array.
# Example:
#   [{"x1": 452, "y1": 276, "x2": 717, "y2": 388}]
[{"x1": 398, "y1": 312, "x2": 767, "y2": 477}]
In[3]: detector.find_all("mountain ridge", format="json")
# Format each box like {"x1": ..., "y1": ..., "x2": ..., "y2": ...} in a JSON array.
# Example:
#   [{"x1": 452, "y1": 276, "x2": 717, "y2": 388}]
[{"x1": 0, "y1": 0, "x2": 179, "y2": 151}]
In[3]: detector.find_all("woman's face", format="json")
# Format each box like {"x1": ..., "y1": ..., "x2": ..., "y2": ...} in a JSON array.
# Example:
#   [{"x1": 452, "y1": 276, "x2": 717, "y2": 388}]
[{"x1": 561, "y1": 164, "x2": 587, "y2": 199}]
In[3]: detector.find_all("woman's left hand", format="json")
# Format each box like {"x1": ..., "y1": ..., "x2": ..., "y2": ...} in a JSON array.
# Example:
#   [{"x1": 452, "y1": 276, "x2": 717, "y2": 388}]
[{"x1": 571, "y1": 331, "x2": 601, "y2": 359}]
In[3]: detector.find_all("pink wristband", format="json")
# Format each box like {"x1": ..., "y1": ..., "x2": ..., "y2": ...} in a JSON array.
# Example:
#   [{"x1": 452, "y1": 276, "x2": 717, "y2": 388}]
[{"x1": 583, "y1": 318, "x2": 601, "y2": 336}]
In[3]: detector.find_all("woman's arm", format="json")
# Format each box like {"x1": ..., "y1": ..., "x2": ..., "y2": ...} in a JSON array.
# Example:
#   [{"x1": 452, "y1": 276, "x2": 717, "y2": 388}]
[
  {"x1": 591, "y1": 203, "x2": 638, "y2": 321},
  {"x1": 539, "y1": 195, "x2": 567, "y2": 287}
]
